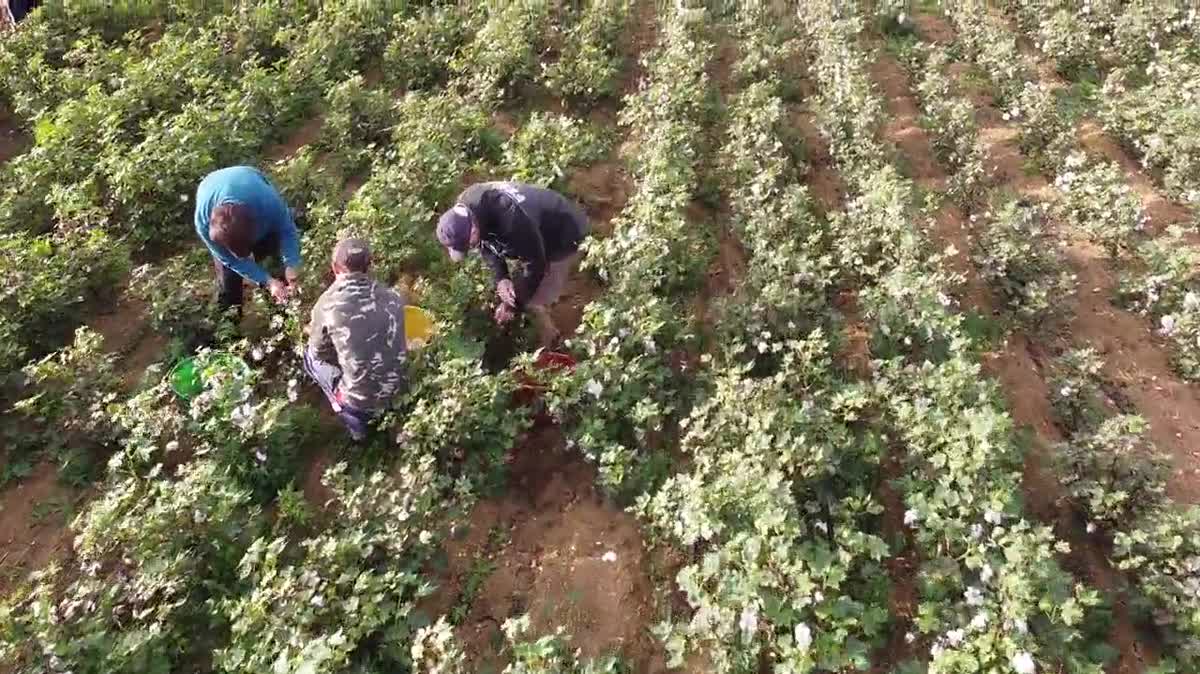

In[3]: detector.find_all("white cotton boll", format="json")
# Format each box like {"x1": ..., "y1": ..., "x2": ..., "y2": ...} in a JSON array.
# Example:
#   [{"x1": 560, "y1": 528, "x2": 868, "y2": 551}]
[
  {"x1": 602, "y1": 551, "x2": 617, "y2": 562},
  {"x1": 904, "y1": 631, "x2": 915, "y2": 644},
  {"x1": 1160, "y1": 314, "x2": 1177, "y2": 336},
  {"x1": 1011, "y1": 651, "x2": 1036, "y2": 674},
  {"x1": 1086, "y1": 522, "x2": 1097, "y2": 534},
  {"x1": 1184, "y1": 292, "x2": 1200, "y2": 312},
  {"x1": 586, "y1": 379, "x2": 603, "y2": 399},
  {"x1": 965, "y1": 586, "x2": 985, "y2": 607},
  {"x1": 251, "y1": 347, "x2": 265, "y2": 362},
  {"x1": 980, "y1": 563, "x2": 994, "y2": 584},
  {"x1": 794, "y1": 623, "x2": 812, "y2": 651},
  {"x1": 984, "y1": 509, "x2": 1003, "y2": 525},
  {"x1": 1014, "y1": 617, "x2": 1028, "y2": 634},
  {"x1": 970, "y1": 523, "x2": 984, "y2": 539},
  {"x1": 970, "y1": 612, "x2": 989, "y2": 631},
  {"x1": 165, "y1": 440, "x2": 180, "y2": 452},
  {"x1": 946, "y1": 628, "x2": 964, "y2": 645},
  {"x1": 1059, "y1": 386, "x2": 1073, "y2": 397},
  {"x1": 739, "y1": 606, "x2": 758, "y2": 639},
  {"x1": 904, "y1": 509, "x2": 920, "y2": 525}
]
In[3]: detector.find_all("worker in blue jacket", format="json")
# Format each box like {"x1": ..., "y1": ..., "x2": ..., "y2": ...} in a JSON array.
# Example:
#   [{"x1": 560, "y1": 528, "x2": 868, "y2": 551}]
[{"x1": 194, "y1": 166, "x2": 302, "y2": 312}]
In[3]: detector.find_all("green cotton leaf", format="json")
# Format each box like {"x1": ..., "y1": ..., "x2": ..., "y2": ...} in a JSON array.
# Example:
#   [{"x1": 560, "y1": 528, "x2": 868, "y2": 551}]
[{"x1": 1060, "y1": 598, "x2": 1084, "y2": 626}]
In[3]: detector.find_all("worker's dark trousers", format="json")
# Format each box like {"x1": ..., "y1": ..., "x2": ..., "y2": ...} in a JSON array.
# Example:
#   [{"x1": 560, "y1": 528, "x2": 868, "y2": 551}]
[
  {"x1": 212, "y1": 232, "x2": 281, "y2": 311},
  {"x1": 303, "y1": 349, "x2": 375, "y2": 441}
]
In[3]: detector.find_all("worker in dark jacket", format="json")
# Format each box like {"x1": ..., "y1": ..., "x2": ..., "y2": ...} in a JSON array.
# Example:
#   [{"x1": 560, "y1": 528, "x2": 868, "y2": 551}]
[
  {"x1": 436, "y1": 181, "x2": 588, "y2": 347},
  {"x1": 3, "y1": 0, "x2": 39, "y2": 25},
  {"x1": 194, "y1": 166, "x2": 302, "y2": 313},
  {"x1": 304, "y1": 238, "x2": 407, "y2": 441}
]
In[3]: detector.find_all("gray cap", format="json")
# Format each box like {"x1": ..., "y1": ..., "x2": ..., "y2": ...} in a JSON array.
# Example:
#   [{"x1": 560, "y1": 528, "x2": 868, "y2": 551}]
[{"x1": 333, "y1": 237, "x2": 371, "y2": 272}]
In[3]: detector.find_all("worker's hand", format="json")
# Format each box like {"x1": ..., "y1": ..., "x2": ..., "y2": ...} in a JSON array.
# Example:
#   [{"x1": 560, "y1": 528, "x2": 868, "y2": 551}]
[
  {"x1": 267, "y1": 278, "x2": 291, "y2": 304},
  {"x1": 496, "y1": 279, "x2": 517, "y2": 307},
  {"x1": 494, "y1": 302, "x2": 517, "y2": 325},
  {"x1": 284, "y1": 266, "x2": 300, "y2": 285}
]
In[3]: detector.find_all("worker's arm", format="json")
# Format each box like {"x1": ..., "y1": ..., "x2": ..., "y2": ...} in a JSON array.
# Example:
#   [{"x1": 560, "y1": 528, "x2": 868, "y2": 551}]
[
  {"x1": 480, "y1": 239, "x2": 511, "y2": 284},
  {"x1": 255, "y1": 170, "x2": 302, "y2": 271},
  {"x1": 306, "y1": 297, "x2": 338, "y2": 366},
  {"x1": 510, "y1": 218, "x2": 548, "y2": 308},
  {"x1": 194, "y1": 200, "x2": 272, "y2": 286}
]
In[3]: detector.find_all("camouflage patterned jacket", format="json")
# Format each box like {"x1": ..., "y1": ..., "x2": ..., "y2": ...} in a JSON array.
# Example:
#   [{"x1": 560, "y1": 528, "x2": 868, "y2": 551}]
[{"x1": 307, "y1": 272, "x2": 407, "y2": 411}]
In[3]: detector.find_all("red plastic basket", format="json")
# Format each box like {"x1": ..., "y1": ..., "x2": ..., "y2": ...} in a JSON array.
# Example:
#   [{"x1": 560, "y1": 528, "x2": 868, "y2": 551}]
[{"x1": 514, "y1": 351, "x2": 577, "y2": 411}]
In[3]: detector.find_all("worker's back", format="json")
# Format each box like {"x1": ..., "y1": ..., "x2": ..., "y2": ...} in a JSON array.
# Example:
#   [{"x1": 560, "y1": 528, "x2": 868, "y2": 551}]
[{"x1": 309, "y1": 273, "x2": 407, "y2": 411}]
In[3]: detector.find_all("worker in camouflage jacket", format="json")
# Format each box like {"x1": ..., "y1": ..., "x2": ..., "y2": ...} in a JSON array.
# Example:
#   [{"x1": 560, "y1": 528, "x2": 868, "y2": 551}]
[
  {"x1": 436, "y1": 181, "x2": 589, "y2": 347},
  {"x1": 304, "y1": 238, "x2": 407, "y2": 441}
]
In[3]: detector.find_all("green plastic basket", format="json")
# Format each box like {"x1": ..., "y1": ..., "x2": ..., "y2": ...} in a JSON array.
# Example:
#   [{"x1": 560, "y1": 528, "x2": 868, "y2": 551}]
[{"x1": 169, "y1": 353, "x2": 249, "y2": 400}]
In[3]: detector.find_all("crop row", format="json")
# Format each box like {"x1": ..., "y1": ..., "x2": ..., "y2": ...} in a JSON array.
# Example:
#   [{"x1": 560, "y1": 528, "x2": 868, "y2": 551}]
[
  {"x1": 914, "y1": 6, "x2": 1200, "y2": 670},
  {"x1": 805, "y1": 4, "x2": 1105, "y2": 672},
  {"x1": 994, "y1": 1, "x2": 1200, "y2": 221}
]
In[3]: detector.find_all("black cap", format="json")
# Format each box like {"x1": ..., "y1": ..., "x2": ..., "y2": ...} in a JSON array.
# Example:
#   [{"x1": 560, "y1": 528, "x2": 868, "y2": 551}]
[{"x1": 333, "y1": 237, "x2": 371, "y2": 272}]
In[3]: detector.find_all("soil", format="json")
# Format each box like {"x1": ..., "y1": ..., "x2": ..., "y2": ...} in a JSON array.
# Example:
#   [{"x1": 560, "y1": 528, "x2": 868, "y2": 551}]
[
  {"x1": 566, "y1": 160, "x2": 633, "y2": 236},
  {"x1": 788, "y1": 108, "x2": 847, "y2": 214},
  {"x1": 422, "y1": 426, "x2": 671, "y2": 673},
  {"x1": 0, "y1": 103, "x2": 29, "y2": 166},
  {"x1": 264, "y1": 113, "x2": 325, "y2": 164},
  {"x1": 0, "y1": 462, "x2": 79, "y2": 599},
  {"x1": 87, "y1": 294, "x2": 167, "y2": 390},
  {"x1": 419, "y1": 6, "x2": 684, "y2": 669}
]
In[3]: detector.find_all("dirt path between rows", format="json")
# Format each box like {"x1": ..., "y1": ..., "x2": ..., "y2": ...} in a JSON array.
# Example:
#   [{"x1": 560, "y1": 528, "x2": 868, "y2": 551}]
[
  {"x1": 423, "y1": 426, "x2": 671, "y2": 673},
  {"x1": 869, "y1": 40, "x2": 1149, "y2": 673},
  {"x1": 0, "y1": 463, "x2": 79, "y2": 600},
  {"x1": 0, "y1": 103, "x2": 29, "y2": 166}
]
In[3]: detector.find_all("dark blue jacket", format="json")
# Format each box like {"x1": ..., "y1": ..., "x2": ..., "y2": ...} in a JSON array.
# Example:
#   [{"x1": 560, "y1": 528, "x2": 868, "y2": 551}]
[{"x1": 458, "y1": 181, "x2": 588, "y2": 305}]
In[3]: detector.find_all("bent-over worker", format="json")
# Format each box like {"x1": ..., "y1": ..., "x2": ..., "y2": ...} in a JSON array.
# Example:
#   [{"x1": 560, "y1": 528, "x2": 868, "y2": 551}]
[
  {"x1": 436, "y1": 181, "x2": 588, "y2": 347},
  {"x1": 304, "y1": 238, "x2": 407, "y2": 441},
  {"x1": 195, "y1": 166, "x2": 302, "y2": 313}
]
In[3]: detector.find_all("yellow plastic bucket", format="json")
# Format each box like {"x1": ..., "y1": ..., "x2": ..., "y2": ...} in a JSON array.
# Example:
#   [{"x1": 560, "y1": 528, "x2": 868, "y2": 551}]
[{"x1": 405, "y1": 306, "x2": 435, "y2": 347}]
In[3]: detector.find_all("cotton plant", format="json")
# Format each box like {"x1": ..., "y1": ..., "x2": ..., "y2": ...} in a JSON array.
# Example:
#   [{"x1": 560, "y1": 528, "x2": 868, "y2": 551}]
[
  {"x1": 638, "y1": 335, "x2": 889, "y2": 674},
  {"x1": 217, "y1": 459, "x2": 465, "y2": 674},
  {"x1": 1113, "y1": 505, "x2": 1200, "y2": 669},
  {"x1": 1012, "y1": 82, "x2": 1075, "y2": 173},
  {"x1": 0, "y1": 460, "x2": 263, "y2": 674},
  {"x1": 501, "y1": 615, "x2": 628, "y2": 674},
  {"x1": 1053, "y1": 153, "x2": 1146, "y2": 258},
  {"x1": 971, "y1": 199, "x2": 1075, "y2": 328},
  {"x1": 541, "y1": 0, "x2": 629, "y2": 101},
  {"x1": 1056, "y1": 415, "x2": 1170, "y2": 527},
  {"x1": 912, "y1": 507, "x2": 1100, "y2": 674},
  {"x1": 1047, "y1": 347, "x2": 1106, "y2": 436},
  {"x1": 1100, "y1": 52, "x2": 1200, "y2": 218},
  {"x1": 1117, "y1": 228, "x2": 1200, "y2": 380},
  {"x1": 503, "y1": 112, "x2": 611, "y2": 190},
  {"x1": 448, "y1": 0, "x2": 551, "y2": 104}
]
